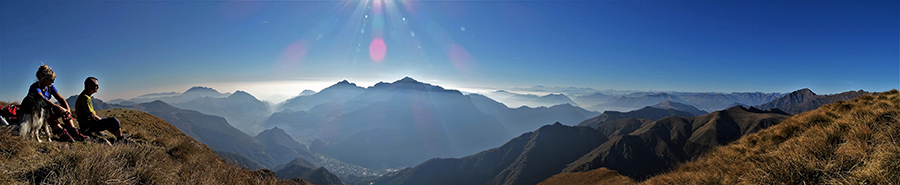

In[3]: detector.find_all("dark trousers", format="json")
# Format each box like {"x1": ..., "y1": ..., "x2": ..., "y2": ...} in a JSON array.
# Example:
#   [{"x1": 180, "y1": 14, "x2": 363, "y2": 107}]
[
  {"x1": 80, "y1": 117, "x2": 121, "y2": 134},
  {"x1": 47, "y1": 108, "x2": 73, "y2": 127}
]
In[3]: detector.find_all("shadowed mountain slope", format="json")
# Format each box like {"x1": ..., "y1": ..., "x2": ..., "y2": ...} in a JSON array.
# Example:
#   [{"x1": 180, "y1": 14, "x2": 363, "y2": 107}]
[
  {"x1": 0, "y1": 108, "x2": 305, "y2": 184},
  {"x1": 553, "y1": 90, "x2": 900, "y2": 184},
  {"x1": 576, "y1": 106, "x2": 694, "y2": 129},
  {"x1": 541, "y1": 89, "x2": 890, "y2": 184},
  {"x1": 217, "y1": 151, "x2": 267, "y2": 170},
  {"x1": 125, "y1": 100, "x2": 277, "y2": 168},
  {"x1": 755, "y1": 88, "x2": 874, "y2": 115},
  {"x1": 360, "y1": 101, "x2": 791, "y2": 185},
  {"x1": 639, "y1": 90, "x2": 900, "y2": 184},
  {"x1": 367, "y1": 123, "x2": 608, "y2": 185},
  {"x1": 565, "y1": 106, "x2": 791, "y2": 179},
  {"x1": 276, "y1": 158, "x2": 343, "y2": 185},
  {"x1": 256, "y1": 127, "x2": 318, "y2": 167}
]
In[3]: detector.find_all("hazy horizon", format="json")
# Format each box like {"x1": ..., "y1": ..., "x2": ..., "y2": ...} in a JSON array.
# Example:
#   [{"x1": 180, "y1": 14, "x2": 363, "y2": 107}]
[{"x1": 2, "y1": 0, "x2": 897, "y2": 103}]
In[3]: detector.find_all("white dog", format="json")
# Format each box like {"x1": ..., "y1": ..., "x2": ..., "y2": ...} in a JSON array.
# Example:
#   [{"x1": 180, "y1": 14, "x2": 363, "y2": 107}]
[{"x1": 18, "y1": 94, "x2": 53, "y2": 142}]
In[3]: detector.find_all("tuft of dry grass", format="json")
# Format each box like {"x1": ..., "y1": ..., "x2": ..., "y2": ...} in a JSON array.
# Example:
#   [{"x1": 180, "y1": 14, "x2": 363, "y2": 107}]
[
  {"x1": 537, "y1": 168, "x2": 635, "y2": 185},
  {"x1": 641, "y1": 89, "x2": 900, "y2": 185},
  {"x1": 0, "y1": 108, "x2": 308, "y2": 185}
]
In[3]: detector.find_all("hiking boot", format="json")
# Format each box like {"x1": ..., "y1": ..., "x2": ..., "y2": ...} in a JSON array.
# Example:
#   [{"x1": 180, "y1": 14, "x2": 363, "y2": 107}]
[
  {"x1": 54, "y1": 128, "x2": 75, "y2": 142},
  {"x1": 66, "y1": 127, "x2": 87, "y2": 141}
]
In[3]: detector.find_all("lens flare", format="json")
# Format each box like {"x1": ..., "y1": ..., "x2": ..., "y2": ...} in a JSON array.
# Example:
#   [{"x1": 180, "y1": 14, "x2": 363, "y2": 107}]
[
  {"x1": 448, "y1": 44, "x2": 474, "y2": 73},
  {"x1": 278, "y1": 41, "x2": 307, "y2": 70},
  {"x1": 369, "y1": 38, "x2": 387, "y2": 62}
]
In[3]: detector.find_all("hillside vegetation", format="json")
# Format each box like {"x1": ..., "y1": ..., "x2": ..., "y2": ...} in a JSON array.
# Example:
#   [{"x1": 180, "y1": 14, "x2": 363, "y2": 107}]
[
  {"x1": 0, "y1": 108, "x2": 306, "y2": 185},
  {"x1": 546, "y1": 89, "x2": 900, "y2": 184}
]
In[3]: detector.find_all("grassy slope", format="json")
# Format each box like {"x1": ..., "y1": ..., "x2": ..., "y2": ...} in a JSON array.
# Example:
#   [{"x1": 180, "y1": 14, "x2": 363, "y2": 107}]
[
  {"x1": 542, "y1": 89, "x2": 900, "y2": 184},
  {"x1": 537, "y1": 168, "x2": 634, "y2": 185},
  {"x1": 0, "y1": 108, "x2": 308, "y2": 185}
]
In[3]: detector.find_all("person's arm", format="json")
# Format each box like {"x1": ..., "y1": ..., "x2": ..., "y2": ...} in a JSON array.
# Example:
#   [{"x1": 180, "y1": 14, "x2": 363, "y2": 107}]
[
  {"x1": 33, "y1": 87, "x2": 65, "y2": 112},
  {"x1": 91, "y1": 111, "x2": 102, "y2": 121},
  {"x1": 52, "y1": 91, "x2": 71, "y2": 114}
]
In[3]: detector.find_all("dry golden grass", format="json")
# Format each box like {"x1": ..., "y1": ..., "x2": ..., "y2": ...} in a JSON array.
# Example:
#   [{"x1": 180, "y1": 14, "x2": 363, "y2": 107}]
[
  {"x1": 0, "y1": 108, "x2": 308, "y2": 185},
  {"x1": 641, "y1": 89, "x2": 900, "y2": 185},
  {"x1": 537, "y1": 168, "x2": 635, "y2": 185}
]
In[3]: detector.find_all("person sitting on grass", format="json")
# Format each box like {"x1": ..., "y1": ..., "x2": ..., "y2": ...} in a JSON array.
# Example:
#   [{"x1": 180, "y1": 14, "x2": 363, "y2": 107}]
[
  {"x1": 30, "y1": 64, "x2": 87, "y2": 142},
  {"x1": 75, "y1": 77, "x2": 127, "y2": 143}
]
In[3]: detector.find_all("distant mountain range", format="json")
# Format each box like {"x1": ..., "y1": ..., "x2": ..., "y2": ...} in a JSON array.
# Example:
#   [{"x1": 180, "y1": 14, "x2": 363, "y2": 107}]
[
  {"x1": 586, "y1": 92, "x2": 784, "y2": 112},
  {"x1": 174, "y1": 90, "x2": 273, "y2": 134},
  {"x1": 470, "y1": 89, "x2": 783, "y2": 114},
  {"x1": 577, "y1": 101, "x2": 703, "y2": 129},
  {"x1": 111, "y1": 86, "x2": 232, "y2": 105},
  {"x1": 572, "y1": 92, "x2": 615, "y2": 108},
  {"x1": 288, "y1": 77, "x2": 514, "y2": 169},
  {"x1": 110, "y1": 86, "x2": 272, "y2": 134},
  {"x1": 92, "y1": 78, "x2": 875, "y2": 184},
  {"x1": 276, "y1": 80, "x2": 366, "y2": 112},
  {"x1": 652, "y1": 100, "x2": 708, "y2": 116},
  {"x1": 479, "y1": 90, "x2": 579, "y2": 108},
  {"x1": 468, "y1": 93, "x2": 599, "y2": 135},
  {"x1": 265, "y1": 77, "x2": 599, "y2": 170}
]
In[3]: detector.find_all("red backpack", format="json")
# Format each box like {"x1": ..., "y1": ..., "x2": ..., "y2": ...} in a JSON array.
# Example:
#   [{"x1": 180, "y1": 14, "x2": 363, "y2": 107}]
[{"x1": 1, "y1": 105, "x2": 19, "y2": 124}]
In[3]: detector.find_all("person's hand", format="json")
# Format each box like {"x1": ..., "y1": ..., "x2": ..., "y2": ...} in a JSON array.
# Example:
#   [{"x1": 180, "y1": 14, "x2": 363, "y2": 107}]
[{"x1": 61, "y1": 108, "x2": 71, "y2": 116}]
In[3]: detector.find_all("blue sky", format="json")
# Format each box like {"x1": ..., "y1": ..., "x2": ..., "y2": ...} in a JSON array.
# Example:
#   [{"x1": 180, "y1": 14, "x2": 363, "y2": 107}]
[{"x1": 2, "y1": 0, "x2": 897, "y2": 103}]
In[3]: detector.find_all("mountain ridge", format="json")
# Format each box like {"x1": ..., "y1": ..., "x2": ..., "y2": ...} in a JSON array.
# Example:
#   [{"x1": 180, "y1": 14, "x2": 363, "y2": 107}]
[
  {"x1": 564, "y1": 105, "x2": 791, "y2": 179},
  {"x1": 576, "y1": 106, "x2": 695, "y2": 129},
  {"x1": 755, "y1": 88, "x2": 873, "y2": 114},
  {"x1": 126, "y1": 100, "x2": 278, "y2": 168},
  {"x1": 367, "y1": 123, "x2": 608, "y2": 185},
  {"x1": 554, "y1": 90, "x2": 900, "y2": 184}
]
